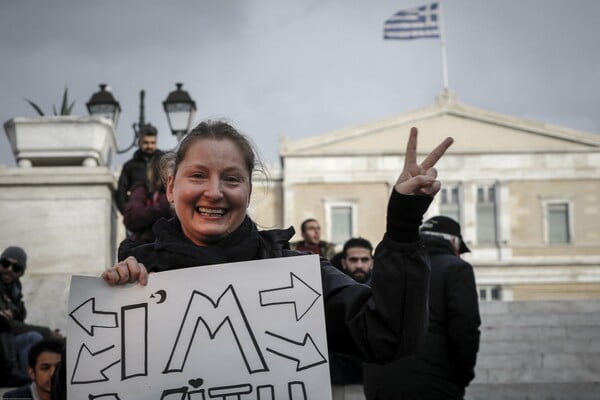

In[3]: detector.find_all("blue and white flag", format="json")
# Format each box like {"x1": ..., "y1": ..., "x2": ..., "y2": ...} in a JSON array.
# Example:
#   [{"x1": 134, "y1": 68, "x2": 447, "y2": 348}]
[{"x1": 384, "y1": 3, "x2": 440, "y2": 40}]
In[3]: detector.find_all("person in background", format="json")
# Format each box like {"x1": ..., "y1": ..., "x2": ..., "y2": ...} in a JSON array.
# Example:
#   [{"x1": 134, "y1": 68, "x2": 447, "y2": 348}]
[
  {"x1": 116, "y1": 124, "x2": 163, "y2": 214},
  {"x1": 2, "y1": 338, "x2": 63, "y2": 400},
  {"x1": 340, "y1": 237, "x2": 374, "y2": 284},
  {"x1": 363, "y1": 216, "x2": 481, "y2": 400},
  {"x1": 102, "y1": 121, "x2": 454, "y2": 375},
  {"x1": 329, "y1": 237, "x2": 375, "y2": 390},
  {"x1": 118, "y1": 152, "x2": 175, "y2": 260},
  {"x1": 290, "y1": 218, "x2": 336, "y2": 259},
  {"x1": 0, "y1": 246, "x2": 63, "y2": 386}
]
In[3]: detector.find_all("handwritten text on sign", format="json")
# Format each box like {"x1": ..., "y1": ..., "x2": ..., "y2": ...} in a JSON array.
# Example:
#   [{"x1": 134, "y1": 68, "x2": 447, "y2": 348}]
[{"x1": 67, "y1": 254, "x2": 332, "y2": 399}]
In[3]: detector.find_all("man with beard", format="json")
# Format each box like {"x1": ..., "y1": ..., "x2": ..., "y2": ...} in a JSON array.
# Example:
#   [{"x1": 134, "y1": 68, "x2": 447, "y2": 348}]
[
  {"x1": 329, "y1": 237, "x2": 374, "y2": 393},
  {"x1": 116, "y1": 124, "x2": 163, "y2": 214},
  {"x1": 1, "y1": 246, "x2": 63, "y2": 386},
  {"x1": 340, "y1": 238, "x2": 374, "y2": 284}
]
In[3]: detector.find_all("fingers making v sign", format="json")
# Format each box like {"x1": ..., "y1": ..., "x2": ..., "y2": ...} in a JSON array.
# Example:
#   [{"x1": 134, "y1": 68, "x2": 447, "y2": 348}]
[{"x1": 394, "y1": 127, "x2": 454, "y2": 197}]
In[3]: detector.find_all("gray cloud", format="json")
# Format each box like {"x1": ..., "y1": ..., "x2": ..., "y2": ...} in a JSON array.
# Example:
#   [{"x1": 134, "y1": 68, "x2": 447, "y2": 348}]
[{"x1": 1, "y1": 0, "x2": 598, "y2": 168}]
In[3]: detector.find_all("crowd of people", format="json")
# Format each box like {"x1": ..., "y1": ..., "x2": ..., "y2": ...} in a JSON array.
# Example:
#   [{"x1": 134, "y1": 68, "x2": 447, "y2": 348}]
[{"x1": 1, "y1": 119, "x2": 481, "y2": 400}]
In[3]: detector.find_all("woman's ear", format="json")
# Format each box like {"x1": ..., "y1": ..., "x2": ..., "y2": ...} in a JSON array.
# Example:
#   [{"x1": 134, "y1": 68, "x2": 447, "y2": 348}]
[
  {"x1": 247, "y1": 183, "x2": 253, "y2": 207},
  {"x1": 166, "y1": 175, "x2": 175, "y2": 203}
]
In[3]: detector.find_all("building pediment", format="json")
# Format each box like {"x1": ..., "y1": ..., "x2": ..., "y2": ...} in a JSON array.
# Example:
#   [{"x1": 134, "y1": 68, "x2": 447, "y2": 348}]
[{"x1": 280, "y1": 90, "x2": 600, "y2": 156}]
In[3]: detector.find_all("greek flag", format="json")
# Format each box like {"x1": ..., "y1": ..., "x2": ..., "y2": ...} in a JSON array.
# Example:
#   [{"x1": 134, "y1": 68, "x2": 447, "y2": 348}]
[{"x1": 384, "y1": 3, "x2": 440, "y2": 40}]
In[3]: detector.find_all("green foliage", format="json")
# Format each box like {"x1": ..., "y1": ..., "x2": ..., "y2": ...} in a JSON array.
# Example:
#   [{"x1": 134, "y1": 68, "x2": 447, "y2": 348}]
[{"x1": 25, "y1": 87, "x2": 75, "y2": 116}]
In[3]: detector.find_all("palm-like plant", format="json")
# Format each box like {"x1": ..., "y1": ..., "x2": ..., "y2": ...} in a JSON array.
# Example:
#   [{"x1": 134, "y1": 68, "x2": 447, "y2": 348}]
[{"x1": 25, "y1": 87, "x2": 75, "y2": 116}]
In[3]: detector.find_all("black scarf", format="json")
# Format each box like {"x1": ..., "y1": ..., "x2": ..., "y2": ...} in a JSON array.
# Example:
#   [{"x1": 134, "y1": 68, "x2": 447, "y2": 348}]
[{"x1": 124, "y1": 216, "x2": 271, "y2": 272}]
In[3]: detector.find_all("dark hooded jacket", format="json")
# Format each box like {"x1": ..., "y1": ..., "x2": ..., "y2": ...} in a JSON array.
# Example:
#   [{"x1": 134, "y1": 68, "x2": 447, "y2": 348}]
[
  {"x1": 363, "y1": 234, "x2": 481, "y2": 400},
  {"x1": 119, "y1": 190, "x2": 432, "y2": 363},
  {"x1": 0, "y1": 279, "x2": 53, "y2": 337}
]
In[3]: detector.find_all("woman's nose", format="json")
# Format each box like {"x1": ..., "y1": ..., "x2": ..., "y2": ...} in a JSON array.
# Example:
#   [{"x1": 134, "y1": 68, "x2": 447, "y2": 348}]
[{"x1": 203, "y1": 177, "x2": 224, "y2": 200}]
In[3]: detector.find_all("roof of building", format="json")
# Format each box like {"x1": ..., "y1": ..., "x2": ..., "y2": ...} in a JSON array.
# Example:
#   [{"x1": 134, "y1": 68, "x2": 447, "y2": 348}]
[{"x1": 280, "y1": 90, "x2": 600, "y2": 156}]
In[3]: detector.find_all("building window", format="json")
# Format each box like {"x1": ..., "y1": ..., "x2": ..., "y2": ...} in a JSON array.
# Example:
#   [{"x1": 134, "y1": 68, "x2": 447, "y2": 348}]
[
  {"x1": 440, "y1": 184, "x2": 460, "y2": 222},
  {"x1": 478, "y1": 285, "x2": 502, "y2": 301},
  {"x1": 476, "y1": 184, "x2": 497, "y2": 245},
  {"x1": 325, "y1": 202, "x2": 356, "y2": 246},
  {"x1": 546, "y1": 202, "x2": 571, "y2": 244}
]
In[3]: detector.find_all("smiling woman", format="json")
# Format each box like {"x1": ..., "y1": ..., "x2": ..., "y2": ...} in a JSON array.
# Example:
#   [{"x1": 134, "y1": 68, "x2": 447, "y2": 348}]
[
  {"x1": 103, "y1": 120, "x2": 453, "y2": 372},
  {"x1": 167, "y1": 123, "x2": 255, "y2": 246}
]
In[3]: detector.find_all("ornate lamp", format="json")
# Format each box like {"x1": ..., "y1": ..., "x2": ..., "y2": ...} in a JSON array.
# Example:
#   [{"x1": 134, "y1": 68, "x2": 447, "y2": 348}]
[
  {"x1": 86, "y1": 84, "x2": 121, "y2": 127},
  {"x1": 163, "y1": 83, "x2": 197, "y2": 141}
]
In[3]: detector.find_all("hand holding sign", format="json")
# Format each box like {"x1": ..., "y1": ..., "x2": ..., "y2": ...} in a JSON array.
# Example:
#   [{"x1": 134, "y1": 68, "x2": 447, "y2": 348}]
[{"x1": 102, "y1": 256, "x2": 149, "y2": 286}]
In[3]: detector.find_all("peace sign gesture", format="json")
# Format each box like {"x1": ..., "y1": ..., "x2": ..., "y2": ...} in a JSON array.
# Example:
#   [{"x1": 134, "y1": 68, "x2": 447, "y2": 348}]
[{"x1": 395, "y1": 127, "x2": 454, "y2": 197}]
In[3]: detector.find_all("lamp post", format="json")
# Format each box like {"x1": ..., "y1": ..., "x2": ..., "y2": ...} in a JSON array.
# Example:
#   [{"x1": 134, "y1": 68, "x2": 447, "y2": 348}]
[
  {"x1": 87, "y1": 83, "x2": 196, "y2": 154},
  {"x1": 163, "y1": 83, "x2": 197, "y2": 143},
  {"x1": 86, "y1": 84, "x2": 121, "y2": 126}
]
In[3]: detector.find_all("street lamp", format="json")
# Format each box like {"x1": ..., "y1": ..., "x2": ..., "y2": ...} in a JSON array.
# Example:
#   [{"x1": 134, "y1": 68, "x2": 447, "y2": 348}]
[
  {"x1": 163, "y1": 83, "x2": 197, "y2": 142},
  {"x1": 86, "y1": 84, "x2": 121, "y2": 126},
  {"x1": 87, "y1": 83, "x2": 196, "y2": 154}
]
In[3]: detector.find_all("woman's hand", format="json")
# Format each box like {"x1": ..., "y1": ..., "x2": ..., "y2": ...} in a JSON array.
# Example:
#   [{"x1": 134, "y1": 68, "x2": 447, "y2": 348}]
[
  {"x1": 102, "y1": 256, "x2": 149, "y2": 286},
  {"x1": 394, "y1": 127, "x2": 453, "y2": 197}
]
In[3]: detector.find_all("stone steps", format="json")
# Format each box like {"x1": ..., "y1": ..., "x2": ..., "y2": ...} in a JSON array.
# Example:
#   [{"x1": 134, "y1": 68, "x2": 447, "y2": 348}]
[
  {"x1": 465, "y1": 382, "x2": 600, "y2": 400},
  {"x1": 331, "y1": 300, "x2": 600, "y2": 400},
  {"x1": 472, "y1": 300, "x2": 600, "y2": 391}
]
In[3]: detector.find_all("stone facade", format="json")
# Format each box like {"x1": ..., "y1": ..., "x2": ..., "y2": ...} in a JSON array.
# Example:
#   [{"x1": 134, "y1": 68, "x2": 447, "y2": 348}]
[
  {"x1": 266, "y1": 90, "x2": 600, "y2": 301},
  {"x1": 1, "y1": 117, "x2": 118, "y2": 332}
]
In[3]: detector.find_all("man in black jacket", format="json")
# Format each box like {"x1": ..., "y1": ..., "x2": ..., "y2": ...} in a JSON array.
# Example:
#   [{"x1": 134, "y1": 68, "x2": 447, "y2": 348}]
[
  {"x1": 116, "y1": 124, "x2": 163, "y2": 214},
  {"x1": 363, "y1": 216, "x2": 481, "y2": 400},
  {"x1": 329, "y1": 237, "x2": 375, "y2": 390},
  {"x1": 1, "y1": 246, "x2": 64, "y2": 386}
]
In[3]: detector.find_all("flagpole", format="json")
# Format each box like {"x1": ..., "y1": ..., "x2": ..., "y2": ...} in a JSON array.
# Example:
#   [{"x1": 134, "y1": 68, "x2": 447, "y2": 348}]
[{"x1": 438, "y1": 2, "x2": 449, "y2": 90}]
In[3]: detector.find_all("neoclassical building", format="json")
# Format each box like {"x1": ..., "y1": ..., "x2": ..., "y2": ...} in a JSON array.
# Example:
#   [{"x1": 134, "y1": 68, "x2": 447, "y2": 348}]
[{"x1": 250, "y1": 90, "x2": 600, "y2": 301}]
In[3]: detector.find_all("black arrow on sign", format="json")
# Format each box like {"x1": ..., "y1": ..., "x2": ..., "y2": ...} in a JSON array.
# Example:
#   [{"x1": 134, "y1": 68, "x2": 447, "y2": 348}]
[
  {"x1": 70, "y1": 297, "x2": 118, "y2": 336},
  {"x1": 264, "y1": 331, "x2": 327, "y2": 371}
]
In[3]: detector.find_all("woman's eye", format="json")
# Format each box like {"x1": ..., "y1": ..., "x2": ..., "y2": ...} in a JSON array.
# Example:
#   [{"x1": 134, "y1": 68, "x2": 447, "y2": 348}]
[
  {"x1": 225, "y1": 176, "x2": 242, "y2": 183},
  {"x1": 190, "y1": 172, "x2": 207, "y2": 179}
]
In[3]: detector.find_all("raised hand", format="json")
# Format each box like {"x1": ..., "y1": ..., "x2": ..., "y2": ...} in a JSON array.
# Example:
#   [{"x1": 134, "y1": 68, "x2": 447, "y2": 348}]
[{"x1": 394, "y1": 127, "x2": 453, "y2": 197}]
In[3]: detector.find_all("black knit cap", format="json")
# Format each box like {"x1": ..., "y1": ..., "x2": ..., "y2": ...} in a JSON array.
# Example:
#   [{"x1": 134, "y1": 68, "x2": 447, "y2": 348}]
[
  {"x1": 1, "y1": 246, "x2": 27, "y2": 271},
  {"x1": 421, "y1": 216, "x2": 470, "y2": 253}
]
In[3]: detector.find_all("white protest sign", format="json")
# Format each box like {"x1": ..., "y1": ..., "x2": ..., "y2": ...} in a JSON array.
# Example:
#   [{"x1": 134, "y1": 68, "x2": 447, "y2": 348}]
[{"x1": 67, "y1": 254, "x2": 332, "y2": 400}]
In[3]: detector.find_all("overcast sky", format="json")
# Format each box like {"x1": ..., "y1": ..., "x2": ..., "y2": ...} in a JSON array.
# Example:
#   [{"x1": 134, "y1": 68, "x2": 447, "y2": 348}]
[{"x1": 1, "y1": 0, "x2": 599, "y2": 168}]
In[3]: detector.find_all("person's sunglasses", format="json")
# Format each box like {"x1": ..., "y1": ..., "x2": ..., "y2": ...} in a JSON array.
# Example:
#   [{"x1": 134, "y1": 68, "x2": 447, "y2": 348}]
[{"x1": 0, "y1": 258, "x2": 24, "y2": 274}]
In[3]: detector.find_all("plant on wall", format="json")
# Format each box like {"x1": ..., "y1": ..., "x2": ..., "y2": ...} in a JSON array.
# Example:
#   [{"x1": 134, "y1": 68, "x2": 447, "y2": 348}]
[{"x1": 25, "y1": 87, "x2": 75, "y2": 116}]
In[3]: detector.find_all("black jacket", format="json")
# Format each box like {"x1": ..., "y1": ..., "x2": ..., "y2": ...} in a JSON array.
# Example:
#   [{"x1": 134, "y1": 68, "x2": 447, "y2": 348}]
[
  {"x1": 119, "y1": 191, "x2": 432, "y2": 364},
  {"x1": 0, "y1": 280, "x2": 52, "y2": 337},
  {"x1": 363, "y1": 234, "x2": 481, "y2": 400},
  {"x1": 116, "y1": 149, "x2": 162, "y2": 213},
  {"x1": 2, "y1": 384, "x2": 33, "y2": 399}
]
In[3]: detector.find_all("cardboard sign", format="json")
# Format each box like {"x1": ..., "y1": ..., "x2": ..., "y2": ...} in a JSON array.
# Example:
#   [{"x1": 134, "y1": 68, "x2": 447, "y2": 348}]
[{"x1": 67, "y1": 254, "x2": 332, "y2": 399}]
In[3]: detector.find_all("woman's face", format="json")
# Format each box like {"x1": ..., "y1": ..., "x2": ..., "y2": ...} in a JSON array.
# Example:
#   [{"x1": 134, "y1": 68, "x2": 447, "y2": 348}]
[{"x1": 168, "y1": 138, "x2": 252, "y2": 246}]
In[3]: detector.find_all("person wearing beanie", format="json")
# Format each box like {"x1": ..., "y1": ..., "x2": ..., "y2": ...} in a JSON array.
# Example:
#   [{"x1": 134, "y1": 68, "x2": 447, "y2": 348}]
[
  {"x1": 0, "y1": 246, "x2": 64, "y2": 387},
  {"x1": 363, "y1": 216, "x2": 481, "y2": 400}
]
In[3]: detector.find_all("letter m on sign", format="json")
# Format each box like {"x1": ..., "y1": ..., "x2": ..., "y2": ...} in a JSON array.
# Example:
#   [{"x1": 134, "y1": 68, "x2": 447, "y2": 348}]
[{"x1": 163, "y1": 285, "x2": 268, "y2": 374}]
